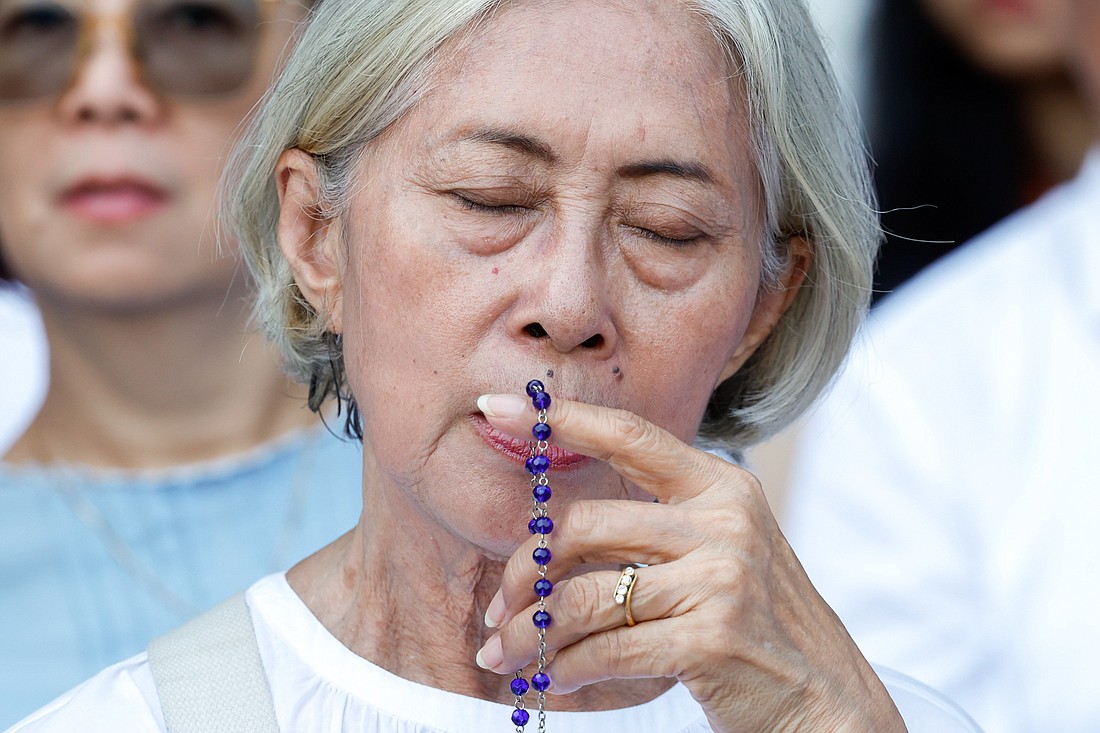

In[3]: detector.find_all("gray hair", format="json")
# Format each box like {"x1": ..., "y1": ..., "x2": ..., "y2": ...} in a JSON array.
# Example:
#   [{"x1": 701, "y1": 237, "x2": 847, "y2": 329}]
[{"x1": 226, "y1": 0, "x2": 879, "y2": 452}]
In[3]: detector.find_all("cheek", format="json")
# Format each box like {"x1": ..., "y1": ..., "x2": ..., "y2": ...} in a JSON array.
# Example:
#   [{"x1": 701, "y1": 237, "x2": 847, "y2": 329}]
[
  {"x1": 625, "y1": 265, "x2": 760, "y2": 442},
  {"x1": 618, "y1": 237, "x2": 716, "y2": 291},
  {"x1": 0, "y1": 134, "x2": 60, "y2": 281},
  {"x1": 176, "y1": 113, "x2": 250, "y2": 193},
  {"x1": 0, "y1": 118, "x2": 47, "y2": 219},
  {"x1": 337, "y1": 208, "x2": 485, "y2": 433},
  {"x1": 341, "y1": 190, "x2": 507, "y2": 349}
]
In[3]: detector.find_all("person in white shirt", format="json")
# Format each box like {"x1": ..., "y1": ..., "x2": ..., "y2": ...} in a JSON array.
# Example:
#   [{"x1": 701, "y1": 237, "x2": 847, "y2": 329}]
[
  {"x1": 9, "y1": 0, "x2": 980, "y2": 731},
  {"x1": 784, "y1": 1, "x2": 1100, "y2": 731},
  {"x1": 0, "y1": 285, "x2": 46, "y2": 455}
]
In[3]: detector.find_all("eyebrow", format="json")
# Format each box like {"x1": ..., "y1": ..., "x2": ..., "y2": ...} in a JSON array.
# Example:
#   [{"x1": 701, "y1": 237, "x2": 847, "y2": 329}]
[
  {"x1": 455, "y1": 129, "x2": 716, "y2": 186},
  {"x1": 461, "y1": 128, "x2": 556, "y2": 163},
  {"x1": 617, "y1": 160, "x2": 716, "y2": 185}
]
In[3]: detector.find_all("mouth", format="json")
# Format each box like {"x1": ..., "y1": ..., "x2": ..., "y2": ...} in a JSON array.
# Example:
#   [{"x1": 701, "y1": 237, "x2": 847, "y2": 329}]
[
  {"x1": 60, "y1": 176, "x2": 169, "y2": 224},
  {"x1": 470, "y1": 414, "x2": 588, "y2": 470}
]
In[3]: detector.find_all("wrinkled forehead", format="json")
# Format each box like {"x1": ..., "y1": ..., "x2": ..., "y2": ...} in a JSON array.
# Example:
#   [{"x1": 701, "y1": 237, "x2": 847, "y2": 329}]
[
  {"x1": 439, "y1": 0, "x2": 738, "y2": 90},
  {"x1": 396, "y1": 0, "x2": 756, "y2": 189}
]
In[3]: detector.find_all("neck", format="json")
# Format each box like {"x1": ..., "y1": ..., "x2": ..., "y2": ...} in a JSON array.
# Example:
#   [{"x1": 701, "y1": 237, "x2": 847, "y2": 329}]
[
  {"x1": 6, "y1": 287, "x2": 318, "y2": 468},
  {"x1": 289, "y1": 452, "x2": 674, "y2": 711},
  {"x1": 1020, "y1": 76, "x2": 1094, "y2": 183}
]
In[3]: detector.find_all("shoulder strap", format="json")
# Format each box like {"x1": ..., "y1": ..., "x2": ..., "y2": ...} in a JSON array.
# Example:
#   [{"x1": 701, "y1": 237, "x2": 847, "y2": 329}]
[{"x1": 147, "y1": 592, "x2": 280, "y2": 732}]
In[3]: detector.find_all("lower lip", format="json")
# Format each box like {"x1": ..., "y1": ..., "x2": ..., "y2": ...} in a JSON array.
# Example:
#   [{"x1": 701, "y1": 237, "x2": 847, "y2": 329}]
[
  {"x1": 62, "y1": 187, "x2": 168, "y2": 224},
  {"x1": 470, "y1": 415, "x2": 588, "y2": 470}
]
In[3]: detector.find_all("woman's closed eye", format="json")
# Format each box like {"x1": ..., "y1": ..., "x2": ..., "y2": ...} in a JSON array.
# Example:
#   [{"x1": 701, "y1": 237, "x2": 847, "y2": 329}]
[
  {"x1": 616, "y1": 199, "x2": 722, "y2": 250},
  {"x1": 628, "y1": 225, "x2": 705, "y2": 247},
  {"x1": 437, "y1": 187, "x2": 543, "y2": 254},
  {"x1": 451, "y1": 193, "x2": 532, "y2": 215}
]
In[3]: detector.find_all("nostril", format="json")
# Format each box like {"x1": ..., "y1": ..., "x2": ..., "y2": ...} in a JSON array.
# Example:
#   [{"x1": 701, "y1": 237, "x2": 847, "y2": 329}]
[
  {"x1": 76, "y1": 105, "x2": 142, "y2": 124},
  {"x1": 580, "y1": 334, "x2": 603, "y2": 349},
  {"x1": 525, "y1": 323, "x2": 548, "y2": 338}
]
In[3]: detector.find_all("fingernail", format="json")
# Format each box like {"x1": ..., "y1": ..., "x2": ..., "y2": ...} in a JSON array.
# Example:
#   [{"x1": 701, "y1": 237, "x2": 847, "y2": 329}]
[
  {"x1": 475, "y1": 634, "x2": 504, "y2": 672},
  {"x1": 484, "y1": 589, "x2": 505, "y2": 628},
  {"x1": 477, "y1": 394, "x2": 527, "y2": 419}
]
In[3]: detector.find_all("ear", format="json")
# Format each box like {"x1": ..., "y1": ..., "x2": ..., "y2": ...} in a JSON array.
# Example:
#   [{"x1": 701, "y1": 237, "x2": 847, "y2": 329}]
[
  {"x1": 276, "y1": 148, "x2": 345, "y2": 333},
  {"x1": 718, "y1": 235, "x2": 812, "y2": 383}
]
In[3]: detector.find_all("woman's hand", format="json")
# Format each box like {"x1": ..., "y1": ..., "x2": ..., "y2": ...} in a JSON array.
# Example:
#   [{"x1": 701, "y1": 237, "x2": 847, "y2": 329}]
[{"x1": 476, "y1": 394, "x2": 905, "y2": 733}]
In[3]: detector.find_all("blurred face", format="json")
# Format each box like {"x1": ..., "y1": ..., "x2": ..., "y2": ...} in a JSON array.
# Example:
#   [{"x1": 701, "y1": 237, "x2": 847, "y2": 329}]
[
  {"x1": 1066, "y1": 0, "x2": 1100, "y2": 119},
  {"x1": 0, "y1": 0, "x2": 304, "y2": 312},
  {"x1": 289, "y1": 0, "x2": 801, "y2": 554},
  {"x1": 922, "y1": 0, "x2": 1072, "y2": 78}
]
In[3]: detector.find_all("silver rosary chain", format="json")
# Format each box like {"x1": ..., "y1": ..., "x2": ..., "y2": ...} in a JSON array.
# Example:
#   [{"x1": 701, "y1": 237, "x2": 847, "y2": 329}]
[
  {"x1": 533, "y1": 408, "x2": 549, "y2": 733},
  {"x1": 512, "y1": 391, "x2": 552, "y2": 732}
]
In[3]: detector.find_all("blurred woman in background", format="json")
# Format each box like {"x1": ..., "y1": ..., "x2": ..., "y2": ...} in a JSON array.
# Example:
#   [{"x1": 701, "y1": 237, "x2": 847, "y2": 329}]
[
  {"x1": 0, "y1": 0, "x2": 361, "y2": 723},
  {"x1": 868, "y1": 0, "x2": 1091, "y2": 299}
]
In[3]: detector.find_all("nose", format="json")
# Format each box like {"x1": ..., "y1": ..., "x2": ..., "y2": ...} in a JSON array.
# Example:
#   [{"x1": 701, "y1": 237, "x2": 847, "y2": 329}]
[
  {"x1": 57, "y1": 21, "x2": 161, "y2": 126},
  {"x1": 509, "y1": 223, "x2": 618, "y2": 358}
]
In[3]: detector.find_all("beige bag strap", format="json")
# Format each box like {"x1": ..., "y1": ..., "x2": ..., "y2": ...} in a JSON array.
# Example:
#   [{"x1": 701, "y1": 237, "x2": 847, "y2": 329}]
[{"x1": 147, "y1": 593, "x2": 279, "y2": 732}]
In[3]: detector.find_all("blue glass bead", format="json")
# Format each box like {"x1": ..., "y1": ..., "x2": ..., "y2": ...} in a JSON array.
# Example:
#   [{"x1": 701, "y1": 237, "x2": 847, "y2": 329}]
[
  {"x1": 533, "y1": 484, "x2": 552, "y2": 503},
  {"x1": 528, "y1": 517, "x2": 538, "y2": 534},
  {"x1": 533, "y1": 516, "x2": 553, "y2": 534},
  {"x1": 534, "y1": 578, "x2": 553, "y2": 596},
  {"x1": 511, "y1": 708, "x2": 530, "y2": 727},
  {"x1": 510, "y1": 677, "x2": 530, "y2": 696},
  {"x1": 527, "y1": 455, "x2": 550, "y2": 474},
  {"x1": 525, "y1": 380, "x2": 544, "y2": 397},
  {"x1": 532, "y1": 546, "x2": 552, "y2": 565},
  {"x1": 532, "y1": 422, "x2": 551, "y2": 441},
  {"x1": 532, "y1": 391, "x2": 551, "y2": 410},
  {"x1": 532, "y1": 672, "x2": 551, "y2": 692},
  {"x1": 532, "y1": 610, "x2": 552, "y2": 628}
]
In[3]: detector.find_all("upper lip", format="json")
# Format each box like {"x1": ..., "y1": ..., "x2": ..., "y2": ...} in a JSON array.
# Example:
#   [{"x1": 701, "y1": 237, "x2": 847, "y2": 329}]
[
  {"x1": 471, "y1": 413, "x2": 589, "y2": 469},
  {"x1": 470, "y1": 383, "x2": 613, "y2": 469}
]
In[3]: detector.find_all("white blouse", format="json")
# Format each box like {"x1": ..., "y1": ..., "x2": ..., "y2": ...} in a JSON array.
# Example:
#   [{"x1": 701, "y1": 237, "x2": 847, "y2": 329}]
[{"x1": 8, "y1": 574, "x2": 981, "y2": 732}]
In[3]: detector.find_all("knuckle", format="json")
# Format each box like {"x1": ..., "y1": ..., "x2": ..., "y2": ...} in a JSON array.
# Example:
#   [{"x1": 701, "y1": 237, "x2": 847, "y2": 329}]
[
  {"x1": 684, "y1": 555, "x2": 756, "y2": 622},
  {"x1": 503, "y1": 550, "x2": 529, "y2": 589},
  {"x1": 499, "y1": 617, "x2": 536, "y2": 664},
  {"x1": 557, "y1": 574, "x2": 603, "y2": 627},
  {"x1": 593, "y1": 629, "x2": 628, "y2": 668},
  {"x1": 703, "y1": 502, "x2": 760, "y2": 544},
  {"x1": 501, "y1": 550, "x2": 536, "y2": 608},
  {"x1": 556, "y1": 500, "x2": 600, "y2": 544},
  {"x1": 682, "y1": 623, "x2": 737, "y2": 670},
  {"x1": 605, "y1": 409, "x2": 661, "y2": 459}
]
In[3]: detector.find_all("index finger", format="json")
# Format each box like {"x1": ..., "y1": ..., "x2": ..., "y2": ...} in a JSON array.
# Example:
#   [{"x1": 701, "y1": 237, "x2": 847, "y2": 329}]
[{"x1": 477, "y1": 392, "x2": 725, "y2": 502}]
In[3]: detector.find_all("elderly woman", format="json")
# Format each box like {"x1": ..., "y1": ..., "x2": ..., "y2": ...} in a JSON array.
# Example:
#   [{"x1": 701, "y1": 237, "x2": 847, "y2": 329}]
[{"x1": 10, "y1": 0, "x2": 981, "y2": 731}]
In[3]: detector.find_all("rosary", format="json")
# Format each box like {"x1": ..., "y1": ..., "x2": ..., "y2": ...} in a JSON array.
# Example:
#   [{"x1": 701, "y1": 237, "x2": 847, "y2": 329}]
[{"x1": 510, "y1": 379, "x2": 554, "y2": 732}]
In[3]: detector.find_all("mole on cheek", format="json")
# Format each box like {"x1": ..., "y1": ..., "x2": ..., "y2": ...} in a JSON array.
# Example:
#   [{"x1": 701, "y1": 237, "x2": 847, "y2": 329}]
[
  {"x1": 492, "y1": 267, "x2": 499, "y2": 275},
  {"x1": 611, "y1": 366, "x2": 621, "y2": 377},
  {"x1": 546, "y1": 369, "x2": 554, "y2": 379}
]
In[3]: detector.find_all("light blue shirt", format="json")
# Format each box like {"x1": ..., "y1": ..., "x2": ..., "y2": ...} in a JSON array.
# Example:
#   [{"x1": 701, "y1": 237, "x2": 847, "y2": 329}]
[{"x1": 0, "y1": 426, "x2": 363, "y2": 726}]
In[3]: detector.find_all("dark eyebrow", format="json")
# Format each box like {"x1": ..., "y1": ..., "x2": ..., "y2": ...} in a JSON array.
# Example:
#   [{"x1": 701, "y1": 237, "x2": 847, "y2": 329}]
[
  {"x1": 617, "y1": 160, "x2": 716, "y2": 185},
  {"x1": 461, "y1": 128, "x2": 556, "y2": 163}
]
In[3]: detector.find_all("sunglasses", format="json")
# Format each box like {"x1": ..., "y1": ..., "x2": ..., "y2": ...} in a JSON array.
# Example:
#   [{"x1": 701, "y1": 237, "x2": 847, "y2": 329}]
[{"x1": 0, "y1": 0, "x2": 283, "y2": 102}]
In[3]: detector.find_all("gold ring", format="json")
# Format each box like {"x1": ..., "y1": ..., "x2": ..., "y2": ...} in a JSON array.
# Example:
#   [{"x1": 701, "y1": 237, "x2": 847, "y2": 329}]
[{"x1": 614, "y1": 565, "x2": 639, "y2": 627}]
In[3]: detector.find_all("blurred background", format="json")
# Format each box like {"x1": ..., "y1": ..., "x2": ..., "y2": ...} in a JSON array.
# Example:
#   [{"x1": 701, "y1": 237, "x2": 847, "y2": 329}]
[{"x1": 753, "y1": 0, "x2": 1091, "y2": 511}]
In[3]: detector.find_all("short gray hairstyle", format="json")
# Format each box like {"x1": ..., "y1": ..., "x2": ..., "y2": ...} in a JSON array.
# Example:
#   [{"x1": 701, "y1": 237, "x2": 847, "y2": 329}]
[{"x1": 227, "y1": 0, "x2": 879, "y2": 452}]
